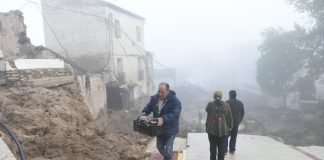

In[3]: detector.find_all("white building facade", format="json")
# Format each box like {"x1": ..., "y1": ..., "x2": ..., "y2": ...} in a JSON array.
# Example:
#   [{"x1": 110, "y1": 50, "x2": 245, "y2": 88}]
[{"x1": 41, "y1": 0, "x2": 153, "y2": 109}]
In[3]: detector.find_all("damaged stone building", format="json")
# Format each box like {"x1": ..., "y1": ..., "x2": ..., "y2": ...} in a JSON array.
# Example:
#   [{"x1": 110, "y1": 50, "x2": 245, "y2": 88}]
[
  {"x1": 0, "y1": 11, "x2": 75, "y2": 89},
  {"x1": 39, "y1": 0, "x2": 154, "y2": 117},
  {"x1": 0, "y1": 11, "x2": 151, "y2": 160},
  {"x1": 0, "y1": 0, "x2": 154, "y2": 120}
]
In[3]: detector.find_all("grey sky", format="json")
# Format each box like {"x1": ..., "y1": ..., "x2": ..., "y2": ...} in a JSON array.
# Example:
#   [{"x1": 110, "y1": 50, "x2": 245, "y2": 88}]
[{"x1": 1, "y1": 0, "x2": 307, "y2": 89}]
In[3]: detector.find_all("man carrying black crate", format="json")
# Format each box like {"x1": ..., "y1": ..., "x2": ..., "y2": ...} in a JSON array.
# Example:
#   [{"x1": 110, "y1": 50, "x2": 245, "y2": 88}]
[{"x1": 142, "y1": 82, "x2": 182, "y2": 160}]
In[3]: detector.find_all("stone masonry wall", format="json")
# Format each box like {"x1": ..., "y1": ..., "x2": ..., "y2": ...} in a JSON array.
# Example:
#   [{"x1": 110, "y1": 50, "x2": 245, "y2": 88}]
[
  {"x1": 1, "y1": 67, "x2": 73, "y2": 87},
  {"x1": 77, "y1": 73, "x2": 111, "y2": 119}
]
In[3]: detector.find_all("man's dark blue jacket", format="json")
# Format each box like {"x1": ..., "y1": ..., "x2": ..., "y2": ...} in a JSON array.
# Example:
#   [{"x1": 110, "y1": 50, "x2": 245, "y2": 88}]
[{"x1": 142, "y1": 90, "x2": 182, "y2": 137}]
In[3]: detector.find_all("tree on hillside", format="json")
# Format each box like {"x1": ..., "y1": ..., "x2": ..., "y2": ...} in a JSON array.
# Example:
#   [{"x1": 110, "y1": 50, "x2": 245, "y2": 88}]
[
  {"x1": 295, "y1": 75, "x2": 316, "y2": 100},
  {"x1": 257, "y1": 27, "x2": 305, "y2": 107},
  {"x1": 288, "y1": 0, "x2": 324, "y2": 78},
  {"x1": 257, "y1": 0, "x2": 324, "y2": 106}
]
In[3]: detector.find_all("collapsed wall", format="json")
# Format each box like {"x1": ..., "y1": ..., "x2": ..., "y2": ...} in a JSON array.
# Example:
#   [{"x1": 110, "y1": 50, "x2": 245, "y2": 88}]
[
  {"x1": 0, "y1": 10, "x2": 29, "y2": 60},
  {"x1": 0, "y1": 10, "x2": 75, "y2": 88},
  {"x1": 0, "y1": 11, "x2": 150, "y2": 160},
  {"x1": 0, "y1": 10, "x2": 110, "y2": 119},
  {"x1": 0, "y1": 11, "x2": 60, "y2": 60}
]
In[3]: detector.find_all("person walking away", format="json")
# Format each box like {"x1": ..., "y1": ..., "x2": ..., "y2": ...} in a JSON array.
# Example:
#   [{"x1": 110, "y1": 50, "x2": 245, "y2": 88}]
[
  {"x1": 224, "y1": 90, "x2": 244, "y2": 154},
  {"x1": 142, "y1": 83, "x2": 182, "y2": 160},
  {"x1": 205, "y1": 90, "x2": 233, "y2": 160}
]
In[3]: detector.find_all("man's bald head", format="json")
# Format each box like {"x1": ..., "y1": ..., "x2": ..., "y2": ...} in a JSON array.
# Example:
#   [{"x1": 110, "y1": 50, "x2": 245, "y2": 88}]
[
  {"x1": 158, "y1": 83, "x2": 170, "y2": 100},
  {"x1": 159, "y1": 83, "x2": 170, "y2": 91}
]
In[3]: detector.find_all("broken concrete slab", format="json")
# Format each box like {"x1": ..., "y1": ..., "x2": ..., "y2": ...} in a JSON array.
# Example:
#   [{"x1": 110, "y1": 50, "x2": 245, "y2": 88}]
[
  {"x1": 0, "y1": 138, "x2": 16, "y2": 160},
  {"x1": 22, "y1": 75, "x2": 74, "y2": 88},
  {"x1": 14, "y1": 59, "x2": 64, "y2": 70}
]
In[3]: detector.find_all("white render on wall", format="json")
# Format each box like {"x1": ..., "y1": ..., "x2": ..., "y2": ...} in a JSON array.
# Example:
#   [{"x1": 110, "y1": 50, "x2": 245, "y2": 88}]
[
  {"x1": 14, "y1": 59, "x2": 64, "y2": 70},
  {"x1": 5, "y1": 61, "x2": 15, "y2": 71},
  {"x1": 41, "y1": 0, "x2": 154, "y2": 97},
  {"x1": 0, "y1": 50, "x2": 3, "y2": 58},
  {"x1": 77, "y1": 73, "x2": 111, "y2": 118}
]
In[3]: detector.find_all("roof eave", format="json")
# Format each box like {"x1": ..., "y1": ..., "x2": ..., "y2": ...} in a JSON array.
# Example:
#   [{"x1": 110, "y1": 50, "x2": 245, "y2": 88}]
[{"x1": 101, "y1": 1, "x2": 145, "y2": 21}]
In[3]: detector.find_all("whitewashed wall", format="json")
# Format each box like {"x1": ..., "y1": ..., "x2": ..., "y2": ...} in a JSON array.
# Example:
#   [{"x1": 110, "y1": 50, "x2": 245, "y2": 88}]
[{"x1": 14, "y1": 59, "x2": 64, "y2": 69}]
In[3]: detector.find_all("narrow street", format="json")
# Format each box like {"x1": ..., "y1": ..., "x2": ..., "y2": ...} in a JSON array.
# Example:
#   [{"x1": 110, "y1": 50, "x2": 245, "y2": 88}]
[
  {"x1": 1, "y1": 0, "x2": 324, "y2": 160},
  {"x1": 143, "y1": 133, "x2": 324, "y2": 160},
  {"x1": 185, "y1": 133, "x2": 324, "y2": 160}
]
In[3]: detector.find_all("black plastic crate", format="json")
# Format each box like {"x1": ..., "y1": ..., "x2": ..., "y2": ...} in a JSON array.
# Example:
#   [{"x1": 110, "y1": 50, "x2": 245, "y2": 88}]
[{"x1": 133, "y1": 119, "x2": 163, "y2": 137}]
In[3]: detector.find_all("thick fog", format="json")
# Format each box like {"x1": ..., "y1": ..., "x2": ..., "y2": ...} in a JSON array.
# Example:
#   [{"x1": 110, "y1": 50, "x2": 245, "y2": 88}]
[
  {"x1": 2, "y1": 0, "x2": 324, "y2": 146},
  {"x1": 1, "y1": 0, "x2": 307, "y2": 91}
]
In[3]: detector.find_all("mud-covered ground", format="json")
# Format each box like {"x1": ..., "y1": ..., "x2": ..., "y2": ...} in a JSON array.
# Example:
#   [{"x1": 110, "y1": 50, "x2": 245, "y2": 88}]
[{"x1": 0, "y1": 83, "x2": 151, "y2": 160}]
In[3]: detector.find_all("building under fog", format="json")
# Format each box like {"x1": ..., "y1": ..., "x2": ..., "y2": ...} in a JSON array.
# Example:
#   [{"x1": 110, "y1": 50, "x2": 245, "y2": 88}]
[{"x1": 41, "y1": 0, "x2": 154, "y2": 110}]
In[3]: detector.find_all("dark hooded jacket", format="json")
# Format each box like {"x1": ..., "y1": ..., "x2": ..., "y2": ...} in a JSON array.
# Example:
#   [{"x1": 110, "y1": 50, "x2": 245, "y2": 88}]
[
  {"x1": 226, "y1": 98, "x2": 244, "y2": 127},
  {"x1": 142, "y1": 90, "x2": 182, "y2": 137}
]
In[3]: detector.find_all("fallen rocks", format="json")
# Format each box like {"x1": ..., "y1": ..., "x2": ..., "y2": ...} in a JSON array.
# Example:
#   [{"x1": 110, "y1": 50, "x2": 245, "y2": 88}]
[{"x1": 0, "y1": 84, "x2": 150, "y2": 160}]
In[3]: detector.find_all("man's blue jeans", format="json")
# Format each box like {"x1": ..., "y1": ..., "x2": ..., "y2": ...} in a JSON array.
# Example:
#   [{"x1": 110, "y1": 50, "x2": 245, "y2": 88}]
[
  {"x1": 225, "y1": 126, "x2": 238, "y2": 152},
  {"x1": 156, "y1": 135, "x2": 176, "y2": 160}
]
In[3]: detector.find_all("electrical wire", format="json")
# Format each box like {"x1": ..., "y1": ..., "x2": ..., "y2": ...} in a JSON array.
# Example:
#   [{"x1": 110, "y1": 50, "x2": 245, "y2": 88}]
[
  {"x1": 110, "y1": 15, "x2": 211, "y2": 95},
  {"x1": 25, "y1": 0, "x2": 108, "y2": 20},
  {"x1": 31, "y1": 2, "x2": 69, "y2": 58},
  {"x1": 23, "y1": 0, "x2": 212, "y2": 92},
  {"x1": 119, "y1": 25, "x2": 212, "y2": 88},
  {"x1": 28, "y1": 0, "x2": 114, "y2": 74},
  {"x1": 18, "y1": 1, "x2": 31, "y2": 10}
]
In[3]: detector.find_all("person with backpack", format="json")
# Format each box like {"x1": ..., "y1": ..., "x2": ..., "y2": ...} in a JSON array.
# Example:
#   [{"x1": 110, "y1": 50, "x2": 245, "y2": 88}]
[{"x1": 205, "y1": 90, "x2": 233, "y2": 160}]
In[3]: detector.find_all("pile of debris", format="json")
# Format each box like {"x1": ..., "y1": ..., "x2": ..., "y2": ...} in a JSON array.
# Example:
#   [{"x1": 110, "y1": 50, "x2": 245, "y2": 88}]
[
  {"x1": 0, "y1": 83, "x2": 150, "y2": 160},
  {"x1": 0, "y1": 10, "x2": 151, "y2": 160}
]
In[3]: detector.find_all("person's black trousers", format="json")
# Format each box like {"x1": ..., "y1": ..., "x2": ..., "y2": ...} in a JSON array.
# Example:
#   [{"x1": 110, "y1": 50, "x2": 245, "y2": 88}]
[
  {"x1": 225, "y1": 126, "x2": 238, "y2": 153},
  {"x1": 208, "y1": 134, "x2": 225, "y2": 160}
]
